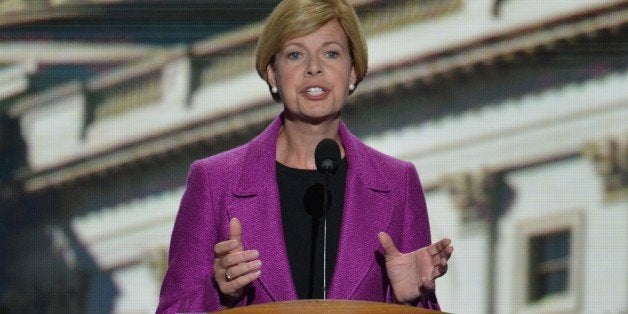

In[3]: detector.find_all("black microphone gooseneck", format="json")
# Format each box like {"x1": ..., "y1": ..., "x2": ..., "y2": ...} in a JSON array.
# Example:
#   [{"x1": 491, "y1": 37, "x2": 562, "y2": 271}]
[{"x1": 314, "y1": 138, "x2": 341, "y2": 299}]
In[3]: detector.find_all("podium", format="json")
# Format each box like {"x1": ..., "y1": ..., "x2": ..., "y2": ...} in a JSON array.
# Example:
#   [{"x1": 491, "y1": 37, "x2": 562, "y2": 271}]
[{"x1": 217, "y1": 300, "x2": 443, "y2": 313}]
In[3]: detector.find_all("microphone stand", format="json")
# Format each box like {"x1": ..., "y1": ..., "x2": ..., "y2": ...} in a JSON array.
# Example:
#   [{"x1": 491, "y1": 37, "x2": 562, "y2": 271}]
[
  {"x1": 322, "y1": 173, "x2": 330, "y2": 300},
  {"x1": 314, "y1": 138, "x2": 340, "y2": 300},
  {"x1": 307, "y1": 213, "x2": 319, "y2": 299}
]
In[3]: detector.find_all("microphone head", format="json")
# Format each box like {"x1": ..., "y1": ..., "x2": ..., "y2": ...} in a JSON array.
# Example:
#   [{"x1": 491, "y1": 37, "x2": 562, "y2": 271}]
[{"x1": 315, "y1": 138, "x2": 341, "y2": 175}]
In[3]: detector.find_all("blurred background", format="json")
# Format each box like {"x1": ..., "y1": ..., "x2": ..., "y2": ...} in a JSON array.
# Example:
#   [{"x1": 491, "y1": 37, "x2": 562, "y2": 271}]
[{"x1": 1, "y1": 0, "x2": 627, "y2": 313}]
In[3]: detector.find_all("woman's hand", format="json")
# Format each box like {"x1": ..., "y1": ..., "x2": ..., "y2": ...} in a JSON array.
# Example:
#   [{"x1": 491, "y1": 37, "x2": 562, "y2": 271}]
[
  {"x1": 378, "y1": 232, "x2": 453, "y2": 305},
  {"x1": 213, "y1": 218, "x2": 262, "y2": 304}
]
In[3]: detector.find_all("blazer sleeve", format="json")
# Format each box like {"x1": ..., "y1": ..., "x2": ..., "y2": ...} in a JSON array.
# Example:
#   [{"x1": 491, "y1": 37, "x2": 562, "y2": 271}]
[
  {"x1": 156, "y1": 161, "x2": 224, "y2": 313},
  {"x1": 402, "y1": 162, "x2": 441, "y2": 310}
]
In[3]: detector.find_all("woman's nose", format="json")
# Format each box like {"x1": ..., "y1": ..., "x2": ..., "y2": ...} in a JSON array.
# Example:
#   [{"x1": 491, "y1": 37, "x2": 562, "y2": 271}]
[{"x1": 305, "y1": 57, "x2": 323, "y2": 76}]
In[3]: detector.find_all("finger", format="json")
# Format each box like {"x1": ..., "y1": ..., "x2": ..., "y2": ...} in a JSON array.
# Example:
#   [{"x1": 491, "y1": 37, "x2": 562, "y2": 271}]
[
  {"x1": 427, "y1": 238, "x2": 451, "y2": 256},
  {"x1": 226, "y1": 259, "x2": 262, "y2": 279},
  {"x1": 228, "y1": 270, "x2": 262, "y2": 291},
  {"x1": 431, "y1": 252, "x2": 443, "y2": 266},
  {"x1": 431, "y1": 245, "x2": 453, "y2": 266},
  {"x1": 230, "y1": 217, "x2": 243, "y2": 251},
  {"x1": 431, "y1": 246, "x2": 454, "y2": 267},
  {"x1": 420, "y1": 275, "x2": 435, "y2": 292},
  {"x1": 218, "y1": 269, "x2": 262, "y2": 295},
  {"x1": 378, "y1": 232, "x2": 401, "y2": 258},
  {"x1": 432, "y1": 258, "x2": 448, "y2": 279},
  {"x1": 430, "y1": 245, "x2": 453, "y2": 266},
  {"x1": 220, "y1": 249, "x2": 260, "y2": 269},
  {"x1": 214, "y1": 239, "x2": 239, "y2": 256},
  {"x1": 441, "y1": 245, "x2": 454, "y2": 260}
]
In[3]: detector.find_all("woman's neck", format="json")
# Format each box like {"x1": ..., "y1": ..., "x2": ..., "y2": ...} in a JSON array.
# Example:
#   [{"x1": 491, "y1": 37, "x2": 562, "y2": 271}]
[{"x1": 276, "y1": 117, "x2": 345, "y2": 170}]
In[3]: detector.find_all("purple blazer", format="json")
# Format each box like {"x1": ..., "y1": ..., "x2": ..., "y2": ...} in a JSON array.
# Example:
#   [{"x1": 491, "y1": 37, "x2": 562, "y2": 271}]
[{"x1": 157, "y1": 115, "x2": 439, "y2": 312}]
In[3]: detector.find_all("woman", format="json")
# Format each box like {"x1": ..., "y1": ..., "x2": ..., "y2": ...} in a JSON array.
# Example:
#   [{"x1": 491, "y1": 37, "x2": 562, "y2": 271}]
[{"x1": 157, "y1": 0, "x2": 453, "y2": 312}]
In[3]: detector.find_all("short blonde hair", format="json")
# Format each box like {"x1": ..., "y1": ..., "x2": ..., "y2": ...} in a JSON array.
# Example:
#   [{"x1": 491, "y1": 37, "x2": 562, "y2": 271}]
[{"x1": 255, "y1": 0, "x2": 368, "y2": 102}]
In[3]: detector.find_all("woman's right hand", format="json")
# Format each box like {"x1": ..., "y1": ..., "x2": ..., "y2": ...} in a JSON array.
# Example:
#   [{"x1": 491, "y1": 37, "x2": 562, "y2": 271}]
[{"x1": 213, "y1": 217, "x2": 262, "y2": 304}]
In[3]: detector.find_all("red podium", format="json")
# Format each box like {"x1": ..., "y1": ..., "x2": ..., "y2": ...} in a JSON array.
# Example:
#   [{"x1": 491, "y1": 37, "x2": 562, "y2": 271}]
[{"x1": 216, "y1": 300, "x2": 443, "y2": 313}]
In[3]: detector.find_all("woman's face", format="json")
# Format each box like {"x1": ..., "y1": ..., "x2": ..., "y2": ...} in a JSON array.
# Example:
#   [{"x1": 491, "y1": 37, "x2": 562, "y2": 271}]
[{"x1": 267, "y1": 19, "x2": 356, "y2": 123}]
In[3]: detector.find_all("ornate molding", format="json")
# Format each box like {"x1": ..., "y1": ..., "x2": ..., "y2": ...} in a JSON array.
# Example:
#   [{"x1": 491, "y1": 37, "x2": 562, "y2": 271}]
[
  {"x1": 583, "y1": 135, "x2": 628, "y2": 199},
  {"x1": 443, "y1": 170, "x2": 513, "y2": 223}
]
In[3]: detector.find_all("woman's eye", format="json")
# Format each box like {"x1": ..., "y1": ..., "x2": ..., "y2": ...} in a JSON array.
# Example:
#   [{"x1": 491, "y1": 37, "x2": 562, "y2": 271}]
[
  {"x1": 287, "y1": 52, "x2": 301, "y2": 60},
  {"x1": 325, "y1": 51, "x2": 339, "y2": 59}
]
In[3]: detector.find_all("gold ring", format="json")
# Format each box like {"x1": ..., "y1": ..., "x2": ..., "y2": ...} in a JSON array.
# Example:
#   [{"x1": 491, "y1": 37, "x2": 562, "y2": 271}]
[{"x1": 225, "y1": 270, "x2": 234, "y2": 282}]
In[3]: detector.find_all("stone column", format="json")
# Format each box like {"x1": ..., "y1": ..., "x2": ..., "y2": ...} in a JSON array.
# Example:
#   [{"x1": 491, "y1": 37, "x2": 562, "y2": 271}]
[{"x1": 444, "y1": 169, "x2": 514, "y2": 314}]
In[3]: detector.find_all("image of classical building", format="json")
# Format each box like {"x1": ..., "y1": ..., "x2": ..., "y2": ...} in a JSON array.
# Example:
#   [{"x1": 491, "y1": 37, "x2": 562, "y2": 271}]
[{"x1": 1, "y1": 0, "x2": 626, "y2": 312}]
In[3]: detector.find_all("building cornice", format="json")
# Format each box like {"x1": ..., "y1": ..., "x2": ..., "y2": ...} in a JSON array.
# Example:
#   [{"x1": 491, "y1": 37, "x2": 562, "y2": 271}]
[
  {"x1": 18, "y1": 104, "x2": 281, "y2": 193},
  {"x1": 359, "y1": 1, "x2": 628, "y2": 97},
  {"x1": 364, "y1": 71, "x2": 628, "y2": 189}
]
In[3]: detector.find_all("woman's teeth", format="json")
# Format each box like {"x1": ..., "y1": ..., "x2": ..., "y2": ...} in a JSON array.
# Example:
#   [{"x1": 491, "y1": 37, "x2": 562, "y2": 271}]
[{"x1": 307, "y1": 87, "x2": 324, "y2": 96}]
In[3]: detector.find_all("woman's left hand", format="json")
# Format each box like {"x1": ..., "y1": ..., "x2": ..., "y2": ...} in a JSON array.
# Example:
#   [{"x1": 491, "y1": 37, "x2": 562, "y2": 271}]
[{"x1": 378, "y1": 232, "x2": 453, "y2": 304}]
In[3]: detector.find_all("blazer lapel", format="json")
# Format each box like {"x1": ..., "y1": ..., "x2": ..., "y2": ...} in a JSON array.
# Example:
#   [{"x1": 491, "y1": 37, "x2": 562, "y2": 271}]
[
  {"x1": 226, "y1": 116, "x2": 298, "y2": 302},
  {"x1": 328, "y1": 122, "x2": 393, "y2": 299}
]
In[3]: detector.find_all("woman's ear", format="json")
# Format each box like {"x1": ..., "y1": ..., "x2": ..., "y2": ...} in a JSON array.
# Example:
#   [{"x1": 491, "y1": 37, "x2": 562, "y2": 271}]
[
  {"x1": 350, "y1": 66, "x2": 357, "y2": 87},
  {"x1": 267, "y1": 64, "x2": 277, "y2": 88}
]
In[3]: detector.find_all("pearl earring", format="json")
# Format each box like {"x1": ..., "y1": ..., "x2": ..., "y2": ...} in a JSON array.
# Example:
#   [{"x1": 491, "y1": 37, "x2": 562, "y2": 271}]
[
  {"x1": 271, "y1": 86, "x2": 278, "y2": 93},
  {"x1": 349, "y1": 84, "x2": 355, "y2": 91}
]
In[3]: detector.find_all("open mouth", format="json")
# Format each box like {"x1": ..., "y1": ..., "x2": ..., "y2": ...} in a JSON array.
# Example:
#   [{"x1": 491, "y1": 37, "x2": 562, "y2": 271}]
[{"x1": 306, "y1": 86, "x2": 325, "y2": 97}]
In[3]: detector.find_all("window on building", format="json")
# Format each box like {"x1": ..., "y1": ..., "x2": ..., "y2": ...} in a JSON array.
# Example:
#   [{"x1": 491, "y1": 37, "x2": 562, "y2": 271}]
[{"x1": 527, "y1": 229, "x2": 571, "y2": 303}]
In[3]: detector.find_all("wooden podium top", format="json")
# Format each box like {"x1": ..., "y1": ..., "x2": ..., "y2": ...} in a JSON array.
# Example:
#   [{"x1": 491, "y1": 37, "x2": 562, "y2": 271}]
[{"x1": 215, "y1": 300, "x2": 443, "y2": 313}]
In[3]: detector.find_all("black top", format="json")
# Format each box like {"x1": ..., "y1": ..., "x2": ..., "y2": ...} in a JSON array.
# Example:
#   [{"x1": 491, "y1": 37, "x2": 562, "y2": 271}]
[{"x1": 276, "y1": 158, "x2": 347, "y2": 299}]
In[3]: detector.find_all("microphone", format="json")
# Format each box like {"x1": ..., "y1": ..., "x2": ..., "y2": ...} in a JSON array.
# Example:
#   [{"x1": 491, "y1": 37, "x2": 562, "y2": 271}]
[
  {"x1": 315, "y1": 138, "x2": 341, "y2": 176},
  {"x1": 314, "y1": 138, "x2": 340, "y2": 299}
]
